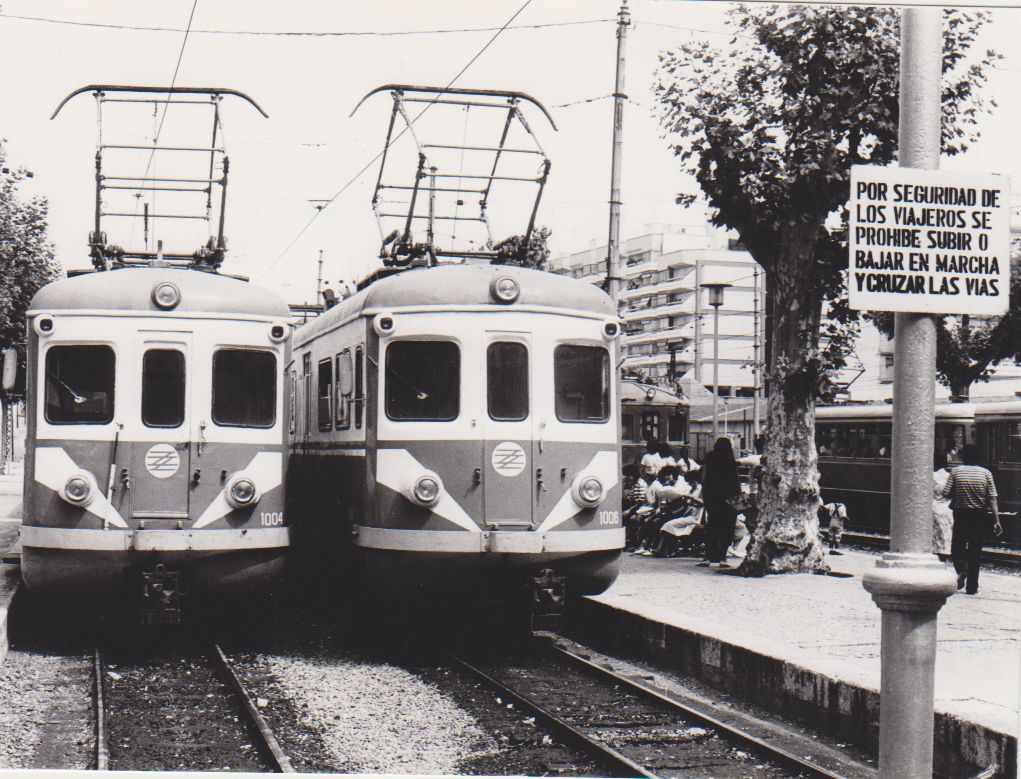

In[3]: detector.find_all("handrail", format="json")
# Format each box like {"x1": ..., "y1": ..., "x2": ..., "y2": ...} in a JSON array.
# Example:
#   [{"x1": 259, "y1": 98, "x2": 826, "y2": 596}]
[
  {"x1": 51, "y1": 85, "x2": 268, "y2": 120},
  {"x1": 350, "y1": 84, "x2": 557, "y2": 130}
]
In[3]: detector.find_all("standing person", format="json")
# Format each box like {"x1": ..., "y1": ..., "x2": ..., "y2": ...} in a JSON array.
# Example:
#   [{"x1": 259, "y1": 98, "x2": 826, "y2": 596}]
[
  {"x1": 657, "y1": 443, "x2": 676, "y2": 471},
  {"x1": 675, "y1": 444, "x2": 699, "y2": 477},
  {"x1": 699, "y1": 437, "x2": 742, "y2": 570},
  {"x1": 942, "y1": 444, "x2": 1003, "y2": 595}
]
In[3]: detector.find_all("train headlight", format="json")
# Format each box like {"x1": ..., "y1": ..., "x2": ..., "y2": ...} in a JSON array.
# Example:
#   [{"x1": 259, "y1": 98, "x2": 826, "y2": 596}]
[
  {"x1": 571, "y1": 474, "x2": 605, "y2": 508},
  {"x1": 373, "y1": 313, "x2": 396, "y2": 337},
  {"x1": 406, "y1": 472, "x2": 442, "y2": 507},
  {"x1": 225, "y1": 475, "x2": 260, "y2": 509},
  {"x1": 490, "y1": 276, "x2": 520, "y2": 304},
  {"x1": 151, "y1": 282, "x2": 181, "y2": 310},
  {"x1": 603, "y1": 321, "x2": 620, "y2": 338},
  {"x1": 60, "y1": 471, "x2": 97, "y2": 507},
  {"x1": 33, "y1": 315, "x2": 55, "y2": 337},
  {"x1": 268, "y1": 321, "x2": 290, "y2": 343}
]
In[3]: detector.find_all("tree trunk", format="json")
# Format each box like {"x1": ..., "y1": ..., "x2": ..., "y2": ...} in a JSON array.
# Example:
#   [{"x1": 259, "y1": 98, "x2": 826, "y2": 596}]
[{"x1": 741, "y1": 226, "x2": 828, "y2": 575}]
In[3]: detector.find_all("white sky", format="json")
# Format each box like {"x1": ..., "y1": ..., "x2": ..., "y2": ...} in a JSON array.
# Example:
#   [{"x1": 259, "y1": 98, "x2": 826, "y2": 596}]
[{"x1": 1, "y1": 1, "x2": 1018, "y2": 305}]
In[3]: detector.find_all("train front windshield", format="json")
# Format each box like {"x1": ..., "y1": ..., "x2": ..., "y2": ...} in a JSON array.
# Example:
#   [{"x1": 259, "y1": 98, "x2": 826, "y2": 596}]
[{"x1": 554, "y1": 345, "x2": 610, "y2": 422}]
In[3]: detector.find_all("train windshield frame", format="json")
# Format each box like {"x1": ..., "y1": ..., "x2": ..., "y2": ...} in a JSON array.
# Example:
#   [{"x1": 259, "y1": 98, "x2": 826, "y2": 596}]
[
  {"x1": 211, "y1": 348, "x2": 277, "y2": 428},
  {"x1": 141, "y1": 348, "x2": 186, "y2": 428},
  {"x1": 487, "y1": 342, "x2": 528, "y2": 421},
  {"x1": 44, "y1": 344, "x2": 116, "y2": 425},
  {"x1": 554, "y1": 344, "x2": 610, "y2": 423},
  {"x1": 385, "y1": 340, "x2": 460, "y2": 421}
]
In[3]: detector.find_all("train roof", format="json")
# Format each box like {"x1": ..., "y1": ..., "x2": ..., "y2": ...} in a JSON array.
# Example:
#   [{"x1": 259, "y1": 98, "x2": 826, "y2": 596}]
[
  {"x1": 816, "y1": 402, "x2": 975, "y2": 422},
  {"x1": 295, "y1": 263, "x2": 616, "y2": 345},
  {"x1": 621, "y1": 380, "x2": 688, "y2": 407},
  {"x1": 28, "y1": 267, "x2": 289, "y2": 319}
]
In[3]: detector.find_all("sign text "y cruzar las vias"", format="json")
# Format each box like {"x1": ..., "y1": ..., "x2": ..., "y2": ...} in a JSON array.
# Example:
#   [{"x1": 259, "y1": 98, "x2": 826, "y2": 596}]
[{"x1": 848, "y1": 165, "x2": 1010, "y2": 315}]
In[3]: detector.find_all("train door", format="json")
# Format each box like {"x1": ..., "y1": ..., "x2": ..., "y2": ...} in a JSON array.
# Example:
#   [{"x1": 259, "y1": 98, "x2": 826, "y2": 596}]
[
  {"x1": 482, "y1": 336, "x2": 533, "y2": 529},
  {"x1": 131, "y1": 335, "x2": 192, "y2": 523}
]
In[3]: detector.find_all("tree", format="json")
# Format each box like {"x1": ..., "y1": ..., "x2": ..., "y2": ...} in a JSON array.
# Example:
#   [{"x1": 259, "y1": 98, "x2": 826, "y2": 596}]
[
  {"x1": 869, "y1": 237, "x2": 1021, "y2": 399},
  {"x1": 655, "y1": 6, "x2": 998, "y2": 574},
  {"x1": 491, "y1": 226, "x2": 552, "y2": 270},
  {"x1": 0, "y1": 146, "x2": 62, "y2": 394}
]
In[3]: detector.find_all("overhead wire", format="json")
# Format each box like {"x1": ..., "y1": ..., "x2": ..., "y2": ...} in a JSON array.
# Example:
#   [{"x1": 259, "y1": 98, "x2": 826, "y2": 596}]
[
  {"x1": 255, "y1": 0, "x2": 536, "y2": 282},
  {"x1": 0, "y1": 12, "x2": 609, "y2": 37}
]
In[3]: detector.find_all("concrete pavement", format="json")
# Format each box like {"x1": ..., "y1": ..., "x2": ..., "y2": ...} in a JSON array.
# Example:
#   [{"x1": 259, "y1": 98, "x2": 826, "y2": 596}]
[{"x1": 571, "y1": 550, "x2": 1020, "y2": 776}]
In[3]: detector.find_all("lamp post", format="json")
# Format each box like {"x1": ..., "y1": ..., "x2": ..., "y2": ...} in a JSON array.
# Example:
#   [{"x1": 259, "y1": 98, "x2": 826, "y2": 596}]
[{"x1": 702, "y1": 282, "x2": 731, "y2": 443}]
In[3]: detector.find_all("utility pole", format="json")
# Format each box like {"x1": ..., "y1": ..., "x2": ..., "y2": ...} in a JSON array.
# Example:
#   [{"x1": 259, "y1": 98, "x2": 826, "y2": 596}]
[
  {"x1": 752, "y1": 264, "x2": 761, "y2": 440},
  {"x1": 861, "y1": 9, "x2": 956, "y2": 777},
  {"x1": 316, "y1": 249, "x2": 324, "y2": 304},
  {"x1": 605, "y1": 0, "x2": 630, "y2": 309}
]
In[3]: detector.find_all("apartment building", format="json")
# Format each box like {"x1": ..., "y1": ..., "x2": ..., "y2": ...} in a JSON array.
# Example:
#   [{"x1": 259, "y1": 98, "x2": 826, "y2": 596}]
[{"x1": 550, "y1": 224, "x2": 765, "y2": 399}]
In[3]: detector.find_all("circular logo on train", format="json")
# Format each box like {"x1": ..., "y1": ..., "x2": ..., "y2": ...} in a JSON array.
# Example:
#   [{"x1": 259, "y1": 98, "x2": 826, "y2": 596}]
[
  {"x1": 491, "y1": 441, "x2": 526, "y2": 477},
  {"x1": 144, "y1": 443, "x2": 180, "y2": 479}
]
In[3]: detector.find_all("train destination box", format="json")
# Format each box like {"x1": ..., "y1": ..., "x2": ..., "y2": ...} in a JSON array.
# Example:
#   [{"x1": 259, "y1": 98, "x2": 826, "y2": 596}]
[{"x1": 849, "y1": 165, "x2": 1010, "y2": 315}]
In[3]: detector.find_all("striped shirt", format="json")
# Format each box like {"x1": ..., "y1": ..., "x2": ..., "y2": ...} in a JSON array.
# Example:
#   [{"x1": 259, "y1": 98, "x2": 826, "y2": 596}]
[{"x1": 942, "y1": 465, "x2": 997, "y2": 510}]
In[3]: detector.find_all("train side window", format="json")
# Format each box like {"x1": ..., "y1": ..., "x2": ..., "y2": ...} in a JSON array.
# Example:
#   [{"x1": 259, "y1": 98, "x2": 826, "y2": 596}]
[
  {"x1": 354, "y1": 346, "x2": 364, "y2": 429},
  {"x1": 554, "y1": 345, "x2": 610, "y2": 423},
  {"x1": 668, "y1": 414, "x2": 685, "y2": 442},
  {"x1": 212, "y1": 349, "x2": 276, "y2": 428},
  {"x1": 385, "y1": 341, "x2": 459, "y2": 421},
  {"x1": 141, "y1": 349, "x2": 185, "y2": 428},
  {"x1": 317, "y1": 358, "x2": 333, "y2": 432},
  {"x1": 487, "y1": 342, "x2": 528, "y2": 421},
  {"x1": 45, "y1": 345, "x2": 116, "y2": 424},
  {"x1": 335, "y1": 349, "x2": 353, "y2": 430}
]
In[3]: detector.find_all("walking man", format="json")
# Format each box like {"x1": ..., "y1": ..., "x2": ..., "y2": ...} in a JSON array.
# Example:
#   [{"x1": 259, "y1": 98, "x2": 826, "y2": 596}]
[{"x1": 942, "y1": 444, "x2": 1003, "y2": 595}]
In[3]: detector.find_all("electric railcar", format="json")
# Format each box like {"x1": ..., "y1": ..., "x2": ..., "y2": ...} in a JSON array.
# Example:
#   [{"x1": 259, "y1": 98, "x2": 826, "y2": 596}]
[
  {"x1": 288, "y1": 263, "x2": 623, "y2": 608},
  {"x1": 620, "y1": 380, "x2": 689, "y2": 466},
  {"x1": 817, "y1": 401, "x2": 1019, "y2": 545},
  {"x1": 21, "y1": 268, "x2": 291, "y2": 614}
]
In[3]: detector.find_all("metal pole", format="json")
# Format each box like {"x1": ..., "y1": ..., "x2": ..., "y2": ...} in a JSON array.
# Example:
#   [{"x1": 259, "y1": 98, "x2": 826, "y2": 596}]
[
  {"x1": 862, "y1": 9, "x2": 956, "y2": 778},
  {"x1": 606, "y1": 0, "x2": 629, "y2": 308},
  {"x1": 752, "y1": 265, "x2": 761, "y2": 440},
  {"x1": 712, "y1": 303, "x2": 720, "y2": 442},
  {"x1": 316, "y1": 250, "x2": 324, "y2": 303}
]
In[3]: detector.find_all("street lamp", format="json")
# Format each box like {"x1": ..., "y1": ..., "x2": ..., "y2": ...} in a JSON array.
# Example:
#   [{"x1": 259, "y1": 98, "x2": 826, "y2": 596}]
[{"x1": 702, "y1": 282, "x2": 731, "y2": 443}]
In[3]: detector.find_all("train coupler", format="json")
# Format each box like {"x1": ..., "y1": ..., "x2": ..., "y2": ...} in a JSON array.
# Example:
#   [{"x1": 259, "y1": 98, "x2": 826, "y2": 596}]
[
  {"x1": 141, "y1": 564, "x2": 183, "y2": 625},
  {"x1": 529, "y1": 568, "x2": 566, "y2": 631}
]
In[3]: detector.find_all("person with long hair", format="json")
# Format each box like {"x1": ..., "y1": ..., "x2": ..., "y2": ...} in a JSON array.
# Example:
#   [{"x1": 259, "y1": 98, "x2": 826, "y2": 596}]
[
  {"x1": 942, "y1": 443, "x2": 1003, "y2": 595},
  {"x1": 699, "y1": 437, "x2": 743, "y2": 569}
]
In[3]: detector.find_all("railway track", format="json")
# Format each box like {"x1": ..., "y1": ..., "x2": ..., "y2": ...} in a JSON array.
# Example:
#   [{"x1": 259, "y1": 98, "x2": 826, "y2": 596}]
[
  {"x1": 446, "y1": 639, "x2": 868, "y2": 779},
  {"x1": 843, "y1": 531, "x2": 1021, "y2": 569},
  {"x1": 93, "y1": 644, "x2": 293, "y2": 773}
]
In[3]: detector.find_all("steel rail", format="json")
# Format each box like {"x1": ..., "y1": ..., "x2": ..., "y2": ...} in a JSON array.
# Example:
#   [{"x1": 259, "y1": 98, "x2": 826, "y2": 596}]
[
  {"x1": 211, "y1": 644, "x2": 295, "y2": 774},
  {"x1": 544, "y1": 642, "x2": 849, "y2": 779},
  {"x1": 93, "y1": 649, "x2": 110, "y2": 771},
  {"x1": 444, "y1": 651, "x2": 655, "y2": 779}
]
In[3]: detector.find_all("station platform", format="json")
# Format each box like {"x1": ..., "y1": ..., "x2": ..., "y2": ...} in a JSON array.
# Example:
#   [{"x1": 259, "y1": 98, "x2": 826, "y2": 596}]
[{"x1": 570, "y1": 550, "x2": 1020, "y2": 777}]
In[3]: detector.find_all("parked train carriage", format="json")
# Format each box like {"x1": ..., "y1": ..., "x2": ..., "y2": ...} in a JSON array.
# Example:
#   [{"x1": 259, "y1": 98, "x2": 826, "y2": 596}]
[
  {"x1": 21, "y1": 268, "x2": 291, "y2": 614},
  {"x1": 974, "y1": 400, "x2": 1021, "y2": 542},
  {"x1": 620, "y1": 381, "x2": 689, "y2": 466},
  {"x1": 816, "y1": 403, "x2": 975, "y2": 536},
  {"x1": 289, "y1": 263, "x2": 623, "y2": 608}
]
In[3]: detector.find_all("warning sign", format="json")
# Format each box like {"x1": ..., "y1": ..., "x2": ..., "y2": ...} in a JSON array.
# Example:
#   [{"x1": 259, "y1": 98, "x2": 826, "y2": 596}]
[{"x1": 848, "y1": 165, "x2": 1010, "y2": 315}]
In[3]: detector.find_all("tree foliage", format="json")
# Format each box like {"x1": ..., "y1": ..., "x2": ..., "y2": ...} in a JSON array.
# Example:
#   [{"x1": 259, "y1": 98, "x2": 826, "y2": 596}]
[
  {"x1": 0, "y1": 145, "x2": 62, "y2": 392},
  {"x1": 655, "y1": 6, "x2": 998, "y2": 573},
  {"x1": 491, "y1": 226, "x2": 552, "y2": 270},
  {"x1": 869, "y1": 237, "x2": 1021, "y2": 399}
]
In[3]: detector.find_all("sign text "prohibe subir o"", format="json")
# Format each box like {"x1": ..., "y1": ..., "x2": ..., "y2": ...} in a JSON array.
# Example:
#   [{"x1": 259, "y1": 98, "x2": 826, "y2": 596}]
[{"x1": 848, "y1": 166, "x2": 1010, "y2": 315}]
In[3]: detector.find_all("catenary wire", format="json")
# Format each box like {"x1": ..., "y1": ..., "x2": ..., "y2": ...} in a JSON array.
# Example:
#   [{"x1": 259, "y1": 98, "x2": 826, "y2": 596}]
[{"x1": 0, "y1": 12, "x2": 609, "y2": 37}]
